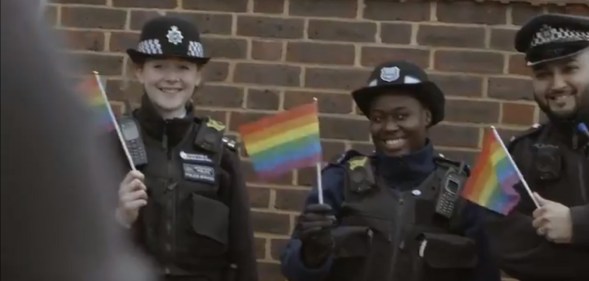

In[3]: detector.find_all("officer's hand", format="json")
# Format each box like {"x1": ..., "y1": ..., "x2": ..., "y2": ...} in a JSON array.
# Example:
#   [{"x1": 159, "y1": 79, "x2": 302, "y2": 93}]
[
  {"x1": 298, "y1": 203, "x2": 336, "y2": 267},
  {"x1": 116, "y1": 170, "x2": 148, "y2": 228},
  {"x1": 532, "y1": 192, "x2": 573, "y2": 244}
]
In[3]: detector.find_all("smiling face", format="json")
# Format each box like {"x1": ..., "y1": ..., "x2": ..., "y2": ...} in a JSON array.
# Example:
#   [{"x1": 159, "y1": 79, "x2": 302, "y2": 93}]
[
  {"x1": 531, "y1": 48, "x2": 589, "y2": 120},
  {"x1": 135, "y1": 57, "x2": 202, "y2": 118},
  {"x1": 368, "y1": 91, "x2": 431, "y2": 157}
]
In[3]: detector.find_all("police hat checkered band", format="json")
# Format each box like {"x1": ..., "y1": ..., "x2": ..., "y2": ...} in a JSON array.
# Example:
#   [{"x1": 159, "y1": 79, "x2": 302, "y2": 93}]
[
  {"x1": 188, "y1": 41, "x2": 204, "y2": 58},
  {"x1": 137, "y1": 39, "x2": 163, "y2": 55},
  {"x1": 531, "y1": 24, "x2": 589, "y2": 47}
]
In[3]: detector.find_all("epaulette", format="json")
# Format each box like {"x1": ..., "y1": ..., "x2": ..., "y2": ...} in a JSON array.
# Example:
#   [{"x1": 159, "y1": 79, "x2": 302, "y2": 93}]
[
  {"x1": 222, "y1": 136, "x2": 238, "y2": 152},
  {"x1": 508, "y1": 123, "x2": 544, "y2": 147},
  {"x1": 330, "y1": 149, "x2": 365, "y2": 165},
  {"x1": 194, "y1": 117, "x2": 227, "y2": 153},
  {"x1": 434, "y1": 153, "x2": 470, "y2": 176}
]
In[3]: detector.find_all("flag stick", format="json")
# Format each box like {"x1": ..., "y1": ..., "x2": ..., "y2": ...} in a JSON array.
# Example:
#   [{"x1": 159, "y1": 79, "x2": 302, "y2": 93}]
[
  {"x1": 491, "y1": 126, "x2": 539, "y2": 208},
  {"x1": 93, "y1": 71, "x2": 137, "y2": 171},
  {"x1": 313, "y1": 97, "x2": 324, "y2": 204}
]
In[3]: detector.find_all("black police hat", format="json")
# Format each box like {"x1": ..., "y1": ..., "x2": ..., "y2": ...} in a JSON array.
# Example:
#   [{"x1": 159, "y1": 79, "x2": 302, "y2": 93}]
[
  {"x1": 351, "y1": 60, "x2": 445, "y2": 126},
  {"x1": 515, "y1": 14, "x2": 589, "y2": 66},
  {"x1": 127, "y1": 16, "x2": 210, "y2": 65}
]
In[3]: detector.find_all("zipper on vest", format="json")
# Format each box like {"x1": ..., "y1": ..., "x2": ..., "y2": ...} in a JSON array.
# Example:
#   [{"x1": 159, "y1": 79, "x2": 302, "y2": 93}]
[{"x1": 388, "y1": 194, "x2": 406, "y2": 279}]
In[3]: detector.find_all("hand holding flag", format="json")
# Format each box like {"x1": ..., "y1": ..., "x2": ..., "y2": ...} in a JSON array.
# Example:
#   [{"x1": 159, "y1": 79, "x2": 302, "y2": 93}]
[{"x1": 460, "y1": 126, "x2": 539, "y2": 215}]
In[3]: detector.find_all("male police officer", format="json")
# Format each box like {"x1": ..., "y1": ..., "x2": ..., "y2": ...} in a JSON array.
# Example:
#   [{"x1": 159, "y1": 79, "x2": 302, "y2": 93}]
[
  {"x1": 280, "y1": 61, "x2": 500, "y2": 281},
  {"x1": 485, "y1": 14, "x2": 589, "y2": 281}
]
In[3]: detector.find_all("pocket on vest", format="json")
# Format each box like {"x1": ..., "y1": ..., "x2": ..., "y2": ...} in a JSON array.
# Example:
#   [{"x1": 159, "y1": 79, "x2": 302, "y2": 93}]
[
  {"x1": 416, "y1": 232, "x2": 477, "y2": 281},
  {"x1": 191, "y1": 193, "x2": 229, "y2": 250}
]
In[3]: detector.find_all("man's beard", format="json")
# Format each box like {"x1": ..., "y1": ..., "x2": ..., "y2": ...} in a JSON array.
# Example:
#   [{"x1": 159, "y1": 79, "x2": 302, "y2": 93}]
[{"x1": 537, "y1": 88, "x2": 589, "y2": 125}]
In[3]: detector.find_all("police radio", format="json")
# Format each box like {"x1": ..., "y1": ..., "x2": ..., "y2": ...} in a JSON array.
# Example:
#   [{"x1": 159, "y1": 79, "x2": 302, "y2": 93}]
[
  {"x1": 118, "y1": 116, "x2": 148, "y2": 167},
  {"x1": 435, "y1": 171, "x2": 464, "y2": 218}
]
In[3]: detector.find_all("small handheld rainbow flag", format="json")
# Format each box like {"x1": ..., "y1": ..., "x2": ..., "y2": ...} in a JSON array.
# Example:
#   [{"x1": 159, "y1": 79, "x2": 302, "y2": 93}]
[
  {"x1": 239, "y1": 101, "x2": 323, "y2": 180},
  {"x1": 76, "y1": 71, "x2": 137, "y2": 171},
  {"x1": 460, "y1": 126, "x2": 536, "y2": 215},
  {"x1": 75, "y1": 73, "x2": 115, "y2": 132}
]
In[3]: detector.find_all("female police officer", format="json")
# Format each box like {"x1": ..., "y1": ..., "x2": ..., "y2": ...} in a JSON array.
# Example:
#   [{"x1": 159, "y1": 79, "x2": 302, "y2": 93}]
[
  {"x1": 280, "y1": 61, "x2": 500, "y2": 281},
  {"x1": 114, "y1": 16, "x2": 258, "y2": 281}
]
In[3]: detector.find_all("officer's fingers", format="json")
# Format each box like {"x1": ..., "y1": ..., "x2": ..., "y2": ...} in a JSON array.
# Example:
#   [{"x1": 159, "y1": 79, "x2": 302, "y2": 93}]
[
  {"x1": 127, "y1": 189, "x2": 148, "y2": 201},
  {"x1": 301, "y1": 220, "x2": 333, "y2": 230},
  {"x1": 305, "y1": 204, "x2": 333, "y2": 214},
  {"x1": 127, "y1": 178, "x2": 147, "y2": 192},
  {"x1": 536, "y1": 226, "x2": 547, "y2": 237},
  {"x1": 123, "y1": 199, "x2": 147, "y2": 211},
  {"x1": 532, "y1": 216, "x2": 548, "y2": 229},
  {"x1": 532, "y1": 206, "x2": 547, "y2": 219}
]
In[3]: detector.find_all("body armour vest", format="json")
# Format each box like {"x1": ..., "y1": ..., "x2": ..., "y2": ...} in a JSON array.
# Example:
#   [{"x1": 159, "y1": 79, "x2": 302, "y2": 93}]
[
  {"x1": 326, "y1": 152, "x2": 478, "y2": 281},
  {"x1": 133, "y1": 116, "x2": 236, "y2": 278}
]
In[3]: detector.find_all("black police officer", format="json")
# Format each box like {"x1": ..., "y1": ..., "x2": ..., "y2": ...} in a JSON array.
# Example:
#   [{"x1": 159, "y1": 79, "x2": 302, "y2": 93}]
[
  {"x1": 113, "y1": 16, "x2": 258, "y2": 281},
  {"x1": 484, "y1": 14, "x2": 589, "y2": 281},
  {"x1": 280, "y1": 61, "x2": 501, "y2": 281}
]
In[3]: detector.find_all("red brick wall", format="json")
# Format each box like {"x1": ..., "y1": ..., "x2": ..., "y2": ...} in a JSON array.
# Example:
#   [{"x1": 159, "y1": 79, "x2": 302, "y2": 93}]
[{"x1": 46, "y1": 0, "x2": 588, "y2": 280}]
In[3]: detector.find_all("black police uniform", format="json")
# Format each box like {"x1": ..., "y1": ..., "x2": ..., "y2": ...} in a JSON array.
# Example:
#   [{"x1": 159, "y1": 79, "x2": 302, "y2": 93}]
[
  {"x1": 280, "y1": 61, "x2": 500, "y2": 281},
  {"x1": 484, "y1": 14, "x2": 589, "y2": 281},
  {"x1": 116, "y1": 16, "x2": 258, "y2": 281}
]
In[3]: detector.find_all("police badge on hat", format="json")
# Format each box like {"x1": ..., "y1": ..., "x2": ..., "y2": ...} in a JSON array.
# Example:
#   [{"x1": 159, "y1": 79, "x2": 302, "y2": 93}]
[
  {"x1": 126, "y1": 16, "x2": 210, "y2": 65},
  {"x1": 380, "y1": 67, "x2": 400, "y2": 82},
  {"x1": 515, "y1": 14, "x2": 589, "y2": 66}
]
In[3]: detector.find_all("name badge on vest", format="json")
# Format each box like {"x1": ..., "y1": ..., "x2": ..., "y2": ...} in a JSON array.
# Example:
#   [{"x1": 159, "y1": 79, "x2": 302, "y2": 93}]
[
  {"x1": 180, "y1": 151, "x2": 213, "y2": 163},
  {"x1": 182, "y1": 163, "x2": 216, "y2": 184},
  {"x1": 180, "y1": 151, "x2": 216, "y2": 184}
]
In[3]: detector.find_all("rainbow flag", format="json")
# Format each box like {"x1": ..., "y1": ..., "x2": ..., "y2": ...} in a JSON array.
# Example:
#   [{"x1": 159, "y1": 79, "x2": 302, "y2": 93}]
[
  {"x1": 239, "y1": 102, "x2": 322, "y2": 180},
  {"x1": 76, "y1": 74, "x2": 114, "y2": 132},
  {"x1": 461, "y1": 127, "x2": 522, "y2": 215}
]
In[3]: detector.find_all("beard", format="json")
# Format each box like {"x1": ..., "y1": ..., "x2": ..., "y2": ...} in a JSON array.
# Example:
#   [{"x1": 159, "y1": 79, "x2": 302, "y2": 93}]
[{"x1": 537, "y1": 87, "x2": 589, "y2": 125}]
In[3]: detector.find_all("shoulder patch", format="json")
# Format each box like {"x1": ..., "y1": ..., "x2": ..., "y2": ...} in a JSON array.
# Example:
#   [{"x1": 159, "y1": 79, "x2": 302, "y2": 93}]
[
  {"x1": 206, "y1": 118, "x2": 226, "y2": 132},
  {"x1": 509, "y1": 123, "x2": 544, "y2": 144},
  {"x1": 330, "y1": 149, "x2": 364, "y2": 165},
  {"x1": 434, "y1": 156, "x2": 470, "y2": 176}
]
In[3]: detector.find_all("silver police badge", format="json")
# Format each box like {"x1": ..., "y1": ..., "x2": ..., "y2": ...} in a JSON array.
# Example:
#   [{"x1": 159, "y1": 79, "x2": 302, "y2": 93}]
[
  {"x1": 166, "y1": 25, "x2": 184, "y2": 45},
  {"x1": 380, "y1": 66, "x2": 400, "y2": 82}
]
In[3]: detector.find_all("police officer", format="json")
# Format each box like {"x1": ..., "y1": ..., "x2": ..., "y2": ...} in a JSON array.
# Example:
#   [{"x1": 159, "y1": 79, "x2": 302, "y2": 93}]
[
  {"x1": 484, "y1": 14, "x2": 589, "y2": 281},
  {"x1": 114, "y1": 16, "x2": 258, "y2": 281},
  {"x1": 280, "y1": 61, "x2": 501, "y2": 281}
]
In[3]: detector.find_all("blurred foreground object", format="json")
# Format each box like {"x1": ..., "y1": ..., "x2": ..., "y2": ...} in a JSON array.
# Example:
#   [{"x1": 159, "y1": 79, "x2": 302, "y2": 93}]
[{"x1": 1, "y1": 1, "x2": 154, "y2": 281}]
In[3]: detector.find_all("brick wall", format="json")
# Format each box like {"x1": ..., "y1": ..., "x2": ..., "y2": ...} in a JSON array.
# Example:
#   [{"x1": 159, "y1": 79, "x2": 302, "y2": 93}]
[{"x1": 45, "y1": 0, "x2": 588, "y2": 280}]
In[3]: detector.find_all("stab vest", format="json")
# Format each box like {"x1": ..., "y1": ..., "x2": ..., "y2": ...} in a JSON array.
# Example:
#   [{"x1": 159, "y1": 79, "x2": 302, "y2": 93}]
[
  {"x1": 131, "y1": 116, "x2": 238, "y2": 278},
  {"x1": 326, "y1": 151, "x2": 478, "y2": 281}
]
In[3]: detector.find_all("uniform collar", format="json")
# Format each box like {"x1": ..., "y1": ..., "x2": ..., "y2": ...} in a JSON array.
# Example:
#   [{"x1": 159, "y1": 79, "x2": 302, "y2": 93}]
[
  {"x1": 134, "y1": 94, "x2": 195, "y2": 146},
  {"x1": 374, "y1": 139, "x2": 436, "y2": 190}
]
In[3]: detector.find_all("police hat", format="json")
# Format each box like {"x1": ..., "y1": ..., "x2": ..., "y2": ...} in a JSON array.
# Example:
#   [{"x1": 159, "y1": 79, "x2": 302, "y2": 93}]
[
  {"x1": 351, "y1": 61, "x2": 445, "y2": 126},
  {"x1": 127, "y1": 16, "x2": 210, "y2": 65},
  {"x1": 515, "y1": 14, "x2": 589, "y2": 66}
]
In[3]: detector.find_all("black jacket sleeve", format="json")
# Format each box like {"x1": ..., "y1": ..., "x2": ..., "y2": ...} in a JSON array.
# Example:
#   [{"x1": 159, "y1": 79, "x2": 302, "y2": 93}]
[
  {"x1": 570, "y1": 204, "x2": 589, "y2": 247},
  {"x1": 221, "y1": 147, "x2": 259, "y2": 281}
]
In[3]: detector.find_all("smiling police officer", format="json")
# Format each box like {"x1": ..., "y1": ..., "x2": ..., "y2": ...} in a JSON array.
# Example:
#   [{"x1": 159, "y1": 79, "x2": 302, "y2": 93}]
[
  {"x1": 113, "y1": 16, "x2": 258, "y2": 281},
  {"x1": 280, "y1": 61, "x2": 500, "y2": 281},
  {"x1": 485, "y1": 14, "x2": 589, "y2": 281}
]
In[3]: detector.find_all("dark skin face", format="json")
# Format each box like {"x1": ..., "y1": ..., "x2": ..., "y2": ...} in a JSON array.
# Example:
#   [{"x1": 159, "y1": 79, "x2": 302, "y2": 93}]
[{"x1": 368, "y1": 91, "x2": 431, "y2": 157}]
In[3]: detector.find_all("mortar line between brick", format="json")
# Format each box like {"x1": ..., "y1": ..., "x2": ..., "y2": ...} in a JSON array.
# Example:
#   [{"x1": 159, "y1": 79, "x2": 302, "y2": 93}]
[
  {"x1": 506, "y1": 5, "x2": 513, "y2": 26},
  {"x1": 255, "y1": 232, "x2": 291, "y2": 240},
  {"x1": 484, "y1": 26, "x2": 491, "y2": 49},
  {"x1": 106, "y1": 0, "x2": 113, "y2": 7},
  {"x1": 242, "y1": 88, "x2": 249, "y2": 109},
  {"x1": 124, "y1": 9, "x2": 131, "y2": 30},
  {"x1": 269, "y1": 189, "x2": 277, "y2": 210},
  {"x1": 503, "y1": 54, "x2": 510, "y2": 74},
  {"x1": 247, "y1": 0, "x2": 254, "y2": 13},
  {"x1": 284, "y1": 0, "x2": 290, "y2": 15},
  {"x1": 231, "y1": 13, "x2": 237, "y2": 36},
  {"x1": 410, "y1": 23, "x2": 418, "y2": 46},
  {"x1": 375, "y1": 22, "x2": 382, "y2": 43},
  {"x1": 263, "y1": 239, "x2": 271, "y2": 261},
  {"x1": 498, "y1": 101, "x2": 505, "y2": 124},
  {"x1": 356, "y1": 0, "x2": 363, "y2": 20},
  {"x1": 175, "y1": 0, "x2": 181, "y2": 9},
  {"x1": 104, "y1": 32, "x2": 111, "y2": 52},
  {"x1": 430, "y1": 1, "x2": 437, "y2": 22}
]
